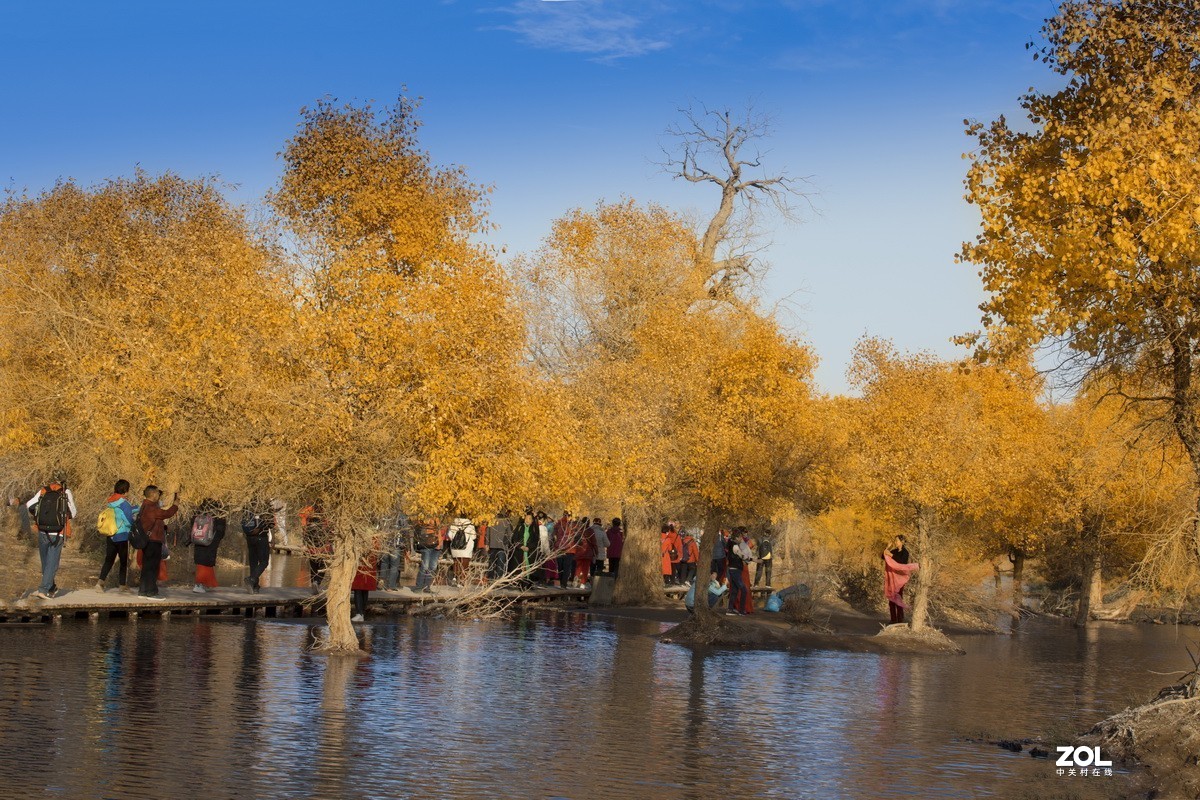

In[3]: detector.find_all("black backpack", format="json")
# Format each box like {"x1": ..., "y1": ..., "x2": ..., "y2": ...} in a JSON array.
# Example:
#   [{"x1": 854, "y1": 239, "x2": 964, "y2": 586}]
[
  {"x1": 450, "y1": 525, "x2": 468, "y2": 551},
  {"x1": 129, "y1": 515, "x2": 150, "y2": 550},
  {"x1": 34, "y1": 488, "x2": 70, "y2": 533}
]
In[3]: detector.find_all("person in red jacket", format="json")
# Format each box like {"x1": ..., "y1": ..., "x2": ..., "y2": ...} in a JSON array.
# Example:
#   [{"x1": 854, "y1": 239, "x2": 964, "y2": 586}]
[
  {"x1": 136, "y1": 485, "x2": 179, "y2": 599},
  {"x1": 351, "y1": 547, "x2": 378, "y2": 623},
  {"x1": 573, "y1": 519, "x2": 596, "y2": 588},
  {"x1": 605, "y1": 518, "x2": 624, "y2": 577},
  {"x1": 554, "y1": 511, "x2": 576, "y2": 589},
  {"x1": 660, "y1": 523, "x2": 683, "y2": 585}
]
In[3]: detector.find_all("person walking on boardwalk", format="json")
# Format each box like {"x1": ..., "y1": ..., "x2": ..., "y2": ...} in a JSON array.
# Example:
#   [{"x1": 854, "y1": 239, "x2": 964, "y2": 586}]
[
  {"x1": 573, "y1": 519, "x2": 597, "y2": 589},
  {"x1": 882, "y1": 535, "x2": 919, "y2": 624},
  {"x1": 26, "y1": 474, "x2": 76, "y2": 599},
  {"x1": 136, "y1": 485, "x2": 178, "y2": 599},
  {"x1": 660, "y1": 523, "x2": 683, "y2": 586},
  {"x1": 241, "y1": 499, "x2": 274, "y2": 594},
  {"x1": 447, "y1": 513, "x2": 477, "y2": 587},
  {"x1": 536, "y1": 511, "x2": 557, "y2": 585},
  {"x1": 554, "y1": 511, "x2": 577, "y2": 589},
  {"x1": 97, "y1": 479, "x2": 137, "y2": 593},
  {"x1": 487, "y1": 511, "x2": 514, "y2": 580},
  {"x1": 590, "y1": 517, "x2": 610, "y2": 577},
  {"x1": 301, "y1": 500, "x2": 332, "y2": 594},
  {"x1": 189, "y1": 499, "x2": 226, "y2": 593},
  {"x1": 605, "y1": 518, "x2": 623, "y2": 577},
  {"x1": 379, "y1": 511, "x2": 411, "y2": 591},
  {"x1": 413, "y1": 517, "x2": 442, "y2": 593},
  {"x1": 351, "y1": 544, "x2": 378, "y2": 623},
  {"x1": 725, "y1": 527, "x2": 750, "y2": 614},
  {"x1": 512, "y1": 510, "x2": 539, "y2": 585},
  {"x1": 732, "y1": 529, "x2": 756, "y2": 614},
  {"x1": 679, "y1": 529, "x2": 700, "y2": 586},
  {"x1": 710, "y1": 529, "x2": 729, "y2": 584},
  {"x1": 754, "y1": 533, "x2": 774, "y2": 588}
]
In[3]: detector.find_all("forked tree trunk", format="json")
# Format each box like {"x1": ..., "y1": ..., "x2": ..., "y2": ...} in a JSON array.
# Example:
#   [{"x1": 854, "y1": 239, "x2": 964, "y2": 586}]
[
  {"x1": 613, "y1": 506, "x2": 663, "y2": 606},
  {"x1": 908, "y1": 507, "x2": 934, "y2": 630}
]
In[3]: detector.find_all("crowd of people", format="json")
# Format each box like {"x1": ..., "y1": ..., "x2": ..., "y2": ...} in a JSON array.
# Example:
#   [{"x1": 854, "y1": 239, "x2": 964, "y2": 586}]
[
  {"x1": 671, "y1": 525, "x2": 775, "y2": 616},
  {"x1": 18, "y1": 474, "x2": 784, "y2": 623}
]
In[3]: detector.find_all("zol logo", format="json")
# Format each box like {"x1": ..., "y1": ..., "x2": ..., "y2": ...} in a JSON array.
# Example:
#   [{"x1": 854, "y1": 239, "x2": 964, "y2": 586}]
[{"x1": 1056, "y1": 746, "x2": 1112, "y2": 767}]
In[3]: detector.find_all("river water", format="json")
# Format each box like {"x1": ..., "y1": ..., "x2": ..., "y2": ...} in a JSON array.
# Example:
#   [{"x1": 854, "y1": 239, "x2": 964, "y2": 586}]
[{"x1": 0, "y1": 605, "x2": 1193, "y2": 799}]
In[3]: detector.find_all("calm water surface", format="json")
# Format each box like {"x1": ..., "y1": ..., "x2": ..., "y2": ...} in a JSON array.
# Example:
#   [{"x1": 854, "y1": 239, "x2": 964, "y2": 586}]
[{"x1": 0, "y1": 608, "x2": 1193, "y2": 799}]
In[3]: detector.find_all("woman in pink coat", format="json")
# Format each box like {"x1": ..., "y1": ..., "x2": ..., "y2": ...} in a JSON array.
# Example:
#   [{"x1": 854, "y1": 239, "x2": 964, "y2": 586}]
[{"x1": 882, "y1": 534, "x2": 919, "y2": 624}]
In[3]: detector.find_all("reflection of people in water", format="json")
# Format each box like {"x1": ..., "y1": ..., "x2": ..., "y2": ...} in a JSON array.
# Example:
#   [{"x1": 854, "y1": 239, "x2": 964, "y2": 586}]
[{"x1": 882, "y1": 535, "x2": 919, "y2": 624}]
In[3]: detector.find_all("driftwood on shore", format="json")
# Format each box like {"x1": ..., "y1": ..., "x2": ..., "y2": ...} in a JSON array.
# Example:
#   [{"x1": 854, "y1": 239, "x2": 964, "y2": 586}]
[{"x1": 1078, "y1": 681, "x2": 1200, "y2": 799}]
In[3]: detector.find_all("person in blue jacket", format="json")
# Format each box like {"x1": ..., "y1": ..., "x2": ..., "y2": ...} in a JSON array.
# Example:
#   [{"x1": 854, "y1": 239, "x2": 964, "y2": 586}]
[{"x1": 97, "y1": 479, "x2": 139, "y2": 592}]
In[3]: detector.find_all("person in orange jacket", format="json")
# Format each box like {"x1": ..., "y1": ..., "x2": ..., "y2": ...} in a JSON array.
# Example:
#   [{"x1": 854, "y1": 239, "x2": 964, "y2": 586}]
[{"x1": 680, "y1": 529, "x2": 701, "y2": 586}]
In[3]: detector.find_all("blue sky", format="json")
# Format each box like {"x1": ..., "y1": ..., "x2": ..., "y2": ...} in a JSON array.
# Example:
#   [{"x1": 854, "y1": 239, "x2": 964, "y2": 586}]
[{"x1": 0, "y1": 0, "x2": 1059, "y2": 392}]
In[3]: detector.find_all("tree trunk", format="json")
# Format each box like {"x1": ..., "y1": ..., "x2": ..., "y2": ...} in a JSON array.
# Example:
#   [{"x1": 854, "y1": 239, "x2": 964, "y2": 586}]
[
  {"x1": 1075, "y1": 514, "x2": 1103, "y2": 627},
  {"x1": 1167, "y1": 336, "x2": 1200, "y2": 560},
  {"x1": 692, "y1": 515, "x2": 728, "y2": 626},
  {"x1": 613, "y1": 506, "x2": 663, "y2": 606},
  {"x1": 1010, "y1": 547, "x2": 1025, "y2": 618},
  {"x1": 908, "y1": 507, "x2": 934, "y2": 630},
  {"x1": 319, "y1": 522, "x2": 361, "y2": 654}
]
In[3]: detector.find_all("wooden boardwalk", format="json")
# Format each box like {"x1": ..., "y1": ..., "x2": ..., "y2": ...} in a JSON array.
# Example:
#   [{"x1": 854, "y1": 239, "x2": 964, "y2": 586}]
[
  {"x1": 0, "y1": 584, "x2": 591, "y2": 624},
  {"x1": 0, "y1": 581, "x2": 775, "y2": 625}
]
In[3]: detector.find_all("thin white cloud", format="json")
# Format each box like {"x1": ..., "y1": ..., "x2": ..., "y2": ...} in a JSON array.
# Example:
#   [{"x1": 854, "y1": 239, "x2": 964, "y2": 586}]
[{"x1": 496, "y1": 0, "x2": 675, "y2": 61}]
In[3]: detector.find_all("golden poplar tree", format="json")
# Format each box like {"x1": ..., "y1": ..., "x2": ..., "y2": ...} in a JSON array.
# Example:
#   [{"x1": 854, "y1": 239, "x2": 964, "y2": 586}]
[
  {"x1": 962, "y1": 0, "x2": 1200, "y2": 542},
  {"x1": 269, "y1": 97, "x2": 538, "y2": 652},
  {"x1": 0, "y1": 172, "x2": 285, "y2": 520}
]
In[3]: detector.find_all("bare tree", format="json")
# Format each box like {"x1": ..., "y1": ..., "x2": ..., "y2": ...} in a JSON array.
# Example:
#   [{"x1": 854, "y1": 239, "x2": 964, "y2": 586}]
[{"x1": 660, "y1": 102, "x2": 814, "y2": 302}]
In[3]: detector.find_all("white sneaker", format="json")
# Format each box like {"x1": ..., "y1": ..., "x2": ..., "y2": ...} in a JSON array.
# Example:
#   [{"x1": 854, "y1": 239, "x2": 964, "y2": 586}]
[
  {"x1": 192, "y1": 584, "x2": 207, "y2": 594},
  {"x1": 350, "y1": 614, "x2": 364, "y2": 623},
  {"x1": 95, "y1": 581, "x2": 106, "y2": 592}
]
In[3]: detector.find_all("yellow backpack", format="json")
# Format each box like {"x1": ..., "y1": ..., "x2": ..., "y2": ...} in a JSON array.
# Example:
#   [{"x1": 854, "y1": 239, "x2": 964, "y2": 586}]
[{"x1": 97, "y1": 506, "x2": 119, "y2": 537}]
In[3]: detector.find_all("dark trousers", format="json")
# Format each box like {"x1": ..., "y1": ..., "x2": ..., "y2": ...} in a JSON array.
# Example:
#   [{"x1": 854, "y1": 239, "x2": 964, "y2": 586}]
[
  {"x1": 488, "y1": 548, "x2": 508, "y2": 580},
  {"x1": 682, "y1": 562, "x2": 697, "y2": 584},
  {"x1": 727, "y1": 567, "x2": 747, "y2": 612},
  {"x1": 889, "y1": 588, "x2": 905, "y2": 624},
  {"x1": 100, "y1": 539, "x2": 130, "y2": 586},
  {"x1": 246, "y1": 534, "x2": 270, "y2": 588},
  {"x1": 711, "y1": 558, "x2": 727, "y2": 584},
  {"x1": 140, "y1": 541, "x2": 163, "y2": 596},
  {"x1": 754, "y1": 560, "x2": 772, "y2": 586},
  {"x1": 608, "y1": 557, "x2": 620, "y2": 577},
  {"x1": 556, "y1": 554, "x2": 573, "y2": 588},
  {"x1": 353, "y1": 589, "x2": 369, "y2": 617}
]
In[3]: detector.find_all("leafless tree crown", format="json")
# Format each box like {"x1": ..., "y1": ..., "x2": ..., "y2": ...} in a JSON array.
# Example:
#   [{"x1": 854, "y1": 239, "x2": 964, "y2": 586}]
[{"x1": 660, "y1": 102, "x2": 813, "y2": 301}]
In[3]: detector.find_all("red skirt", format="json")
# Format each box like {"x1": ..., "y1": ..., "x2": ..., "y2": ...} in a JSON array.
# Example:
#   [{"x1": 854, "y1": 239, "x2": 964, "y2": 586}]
[{"x1": 195, "y1": 564, "x2": 218, "y2": 588}]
